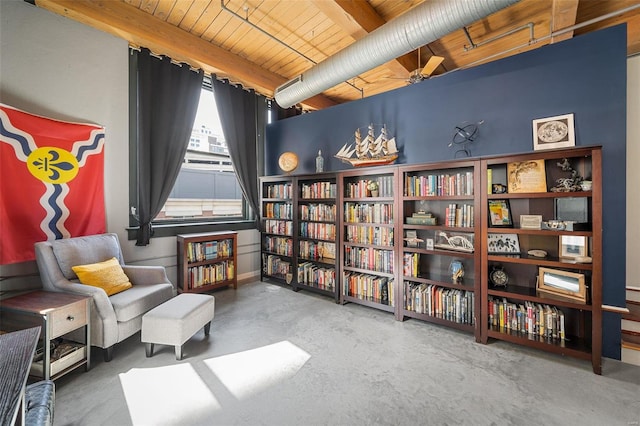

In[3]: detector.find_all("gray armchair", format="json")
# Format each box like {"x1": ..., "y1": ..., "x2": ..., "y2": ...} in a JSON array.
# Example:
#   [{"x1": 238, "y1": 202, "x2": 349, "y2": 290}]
[{"x1": 34, "y1": 233, "x2": 175, "y2": 361}]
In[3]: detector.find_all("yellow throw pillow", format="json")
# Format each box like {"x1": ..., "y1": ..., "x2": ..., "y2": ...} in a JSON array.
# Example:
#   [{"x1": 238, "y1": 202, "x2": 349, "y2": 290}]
[{"x1": 72, "y1": 257, "x2": 132, "y2": 296}]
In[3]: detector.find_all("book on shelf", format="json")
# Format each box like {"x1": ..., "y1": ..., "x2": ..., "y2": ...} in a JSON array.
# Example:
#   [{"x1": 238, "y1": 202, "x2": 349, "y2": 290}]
[
  {"x1": 406, "y1": 211, "x2": 437, "y2": 225},
  {"x1": 488, "y1": 297, "x2": 565, "y2": 339}
]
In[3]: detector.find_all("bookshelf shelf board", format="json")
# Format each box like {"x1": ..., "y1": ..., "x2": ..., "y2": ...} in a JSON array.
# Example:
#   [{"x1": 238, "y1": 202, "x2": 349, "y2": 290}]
[
  {"x1": 261, "y1": 250, "x2": 293, "y2": 259},
  {"x1": 343, "y1": 266, "x2": 394, "y2": 278},
  {"x1": 402, "y1": 311, "x2": 475, "y2": 332},
  {"x1": 403, "y1": 195, "x2": 475, "y2": 201},
  {"x1": 487, "y1": 254, "x2": 593, "y2": 270},
  {"x1": 342, "y1": 295, "x2": 395, "y2": 313},
  {"x1": 403, "y1": 224, "x2": 475, "y2": 232},
  {"x1": 344, "y1": 242, "x2": 394, "y2": 250},
  {"x1": 487, "y1": 228, "x2": 593, "y2": 237},
  {"x1": 299, "y1": 198, "x2": 336, "y2": 202},
  {"x1": 262, "y1": 232, "x2": 293, "y2": 238},
  {"x1": 487, "y1": 328, "x2": 592, "y2": 360},
  {"x1": 404, "y1": 247, "x2": 475, "y2": 259},
  {"x1": 404, "y1": 275, "x2": 475, "y2": 291},
  {"x1": 487, "y1": 285, "x2": 593, "y2": 310},
  {"x1": 187, "y1": 257, "x2": 233, "y2": 267},
  {"x1": 298, "y1": 236, "x2": 337, "y2": 244},
  {"x1": 298, "y1": 256, "x2": 336, "y2": 266},
  {"x1": 344, "y1": 222, "x2": 394, "y2": 228},
  {"x1": 487, "y1": 191, "x2": 591, "y2": 200}
]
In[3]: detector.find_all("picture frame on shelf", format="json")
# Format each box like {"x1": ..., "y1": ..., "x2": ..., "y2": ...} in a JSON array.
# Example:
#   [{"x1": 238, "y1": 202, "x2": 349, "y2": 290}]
[
  {"x1": 532, "y1": 113, "x2": 575, "y2": 151},
  {"x1": 426, "y1": 238, "x2": 434, "y2": 251},
  {"x1": 537, "y1": 267, "x2": 587, "y2": 303},
  {"x1": 507, "y1": 159, "x2": 547, "y2": 193},
  {"x1": 520, "y1": 214, "x2": 543, "y2": 230},
  {"x1": 559, "y1": 235, "x2": 588, "y2": 259},
  {"x1": 488, "y1": 199, "x2": 513, "y2": 227},
  {"x1": 487, "y1": 233, "x2": 520, "y2": 254}
]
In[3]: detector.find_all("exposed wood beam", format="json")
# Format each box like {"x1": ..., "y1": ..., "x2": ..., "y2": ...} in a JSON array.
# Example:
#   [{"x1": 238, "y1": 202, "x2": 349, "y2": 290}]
[
  {"x1": 34, "y1": 0, "x2": 337, "y2": 110},
  {"x1": 313, "y1": 0, "x2": 417, "y2": 77},
  {"x1": 550, "y1": 0, "x2": 580, "y2": 43}
]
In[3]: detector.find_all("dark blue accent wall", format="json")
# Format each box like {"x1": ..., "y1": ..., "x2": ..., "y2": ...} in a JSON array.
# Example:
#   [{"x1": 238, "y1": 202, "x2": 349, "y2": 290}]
[{"x1": 265, "y1": 25, "x2": 627, "y2": 359}]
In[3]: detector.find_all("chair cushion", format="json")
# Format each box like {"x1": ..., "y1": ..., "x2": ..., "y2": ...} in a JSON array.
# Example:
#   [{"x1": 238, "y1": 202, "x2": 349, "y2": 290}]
[
  {"x1": 109, "y1": 283, "x2": 174, "y2": 323},
  {"x1": 51, "y1": 234, "x2": 123, "y2": 280},
  {"x1": 72, "y1": 257, "x2": 132, "y2": 296}
]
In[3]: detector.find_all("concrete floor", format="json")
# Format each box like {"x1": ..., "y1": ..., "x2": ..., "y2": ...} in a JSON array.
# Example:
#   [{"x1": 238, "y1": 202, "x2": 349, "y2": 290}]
[{"x1": 53, "y1": 281, "x2": 640, "y2": 426}]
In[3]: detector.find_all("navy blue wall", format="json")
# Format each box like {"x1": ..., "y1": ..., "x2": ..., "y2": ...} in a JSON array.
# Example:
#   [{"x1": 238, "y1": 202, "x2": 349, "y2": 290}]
[{"x1": 265, "y1": 25, "x2": 627, "y2": 359}]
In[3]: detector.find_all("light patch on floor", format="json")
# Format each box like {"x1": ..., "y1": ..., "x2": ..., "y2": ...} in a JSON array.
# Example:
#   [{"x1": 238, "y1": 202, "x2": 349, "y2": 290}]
[
  {"x1": 204, "y1": 340, "x2": 311, "y2": 400},
  {"x1": 119, "y1": 363, "x2": 221, "y2": 425}
]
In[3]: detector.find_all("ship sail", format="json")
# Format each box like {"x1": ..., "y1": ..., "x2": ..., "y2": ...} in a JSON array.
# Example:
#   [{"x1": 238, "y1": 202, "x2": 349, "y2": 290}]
[{"x1": 335, "y1": 123, "x2": 399, "y2": 167}]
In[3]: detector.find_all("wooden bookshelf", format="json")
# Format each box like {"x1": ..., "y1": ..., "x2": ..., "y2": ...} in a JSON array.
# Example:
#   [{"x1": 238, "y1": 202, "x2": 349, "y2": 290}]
[{"x1": 177, "y1": 231, "x2": 237, "y2": 293}]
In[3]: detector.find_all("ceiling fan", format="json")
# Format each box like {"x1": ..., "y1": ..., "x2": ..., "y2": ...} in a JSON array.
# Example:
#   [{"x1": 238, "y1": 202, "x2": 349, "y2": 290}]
[{"x1": 407, "y1": 54, "x2": 445, "y2": 84}]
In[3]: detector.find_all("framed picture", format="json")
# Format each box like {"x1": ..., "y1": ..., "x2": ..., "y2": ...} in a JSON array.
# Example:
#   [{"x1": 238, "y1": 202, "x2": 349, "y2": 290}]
[
  {"x1": 487, "y1": 233, "x2": 520, "y2": 254},
  {"x1": 537, "y1": 267, "x2": 586, "y2": 303},
  {"x1": 532, "y1": 113, "x2": 575, "y2": 151},
  {"x1": 559, "y1": 235, "x2": 588, "y2": 259},
  {"x1": 507, "y1": 160, "x2": 547, "y2": 193},
  {"x1": 426, "y1": 238, "x2": 434, "y2": 251},
  {"x1": 488, "y1": 199, "x2": 513, "y2": 227}
]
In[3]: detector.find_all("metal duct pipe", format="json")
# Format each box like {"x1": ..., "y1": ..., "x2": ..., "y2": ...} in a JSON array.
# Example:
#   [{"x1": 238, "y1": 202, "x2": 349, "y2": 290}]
[{"x1": 274, "y1": 0, "x2": 520, "y2": 108}]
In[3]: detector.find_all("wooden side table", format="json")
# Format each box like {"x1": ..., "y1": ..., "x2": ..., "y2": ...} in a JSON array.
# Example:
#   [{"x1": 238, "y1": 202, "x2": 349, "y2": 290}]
[{"x1": 0, "y1": 291, "x2": 91, "y2": 380}]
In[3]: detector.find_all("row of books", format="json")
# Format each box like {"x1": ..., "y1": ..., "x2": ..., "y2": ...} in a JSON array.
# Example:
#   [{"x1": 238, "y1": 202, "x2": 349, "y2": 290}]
[
  {"x1": 264, "y1": 236, "x2": 293, "y2": 256},
  {"x1": 186, "y1": 261, "x2": 234, "y2": 289},
  {"x1": 444, "y1": 203, "x2": 474, "y2": 227},
  {"x1": 344, "y1": 246, "x2": 394, "y2": 273},
  {"x1": 263, "y1": 202, "x2": 293, "y2": 220},
  {"x1": 404, "y1": 282, "x2": 475, "y2": 325},
  {"x1": 299, "y1": 203, "x2": 336, "y2": 222},
  {"x1": 402, "y1": 253, "x2": 420, "y2": 277},
  {"x1": 345, "y1": 176, "x2": 394, "y2": 198},
  {"x1": 343, "y1": 272, "x2": 394, "y2": 306},
  {"x1": 263, "y1": 254, "x2": 291, "y2": 277},
  {"x1": 186, "y1": 239, "x2": 233, "y2": 263},
  {"x1": 265, "y1": 183, "x2": 292, "y2": 199},
  {"x1": 299, "y1": 240, "x2": 336, "y2": 261},
  {"x1": 345, "y1": 225, "x2": 394, "y2": 246},
  {"x1": 264, "y1": 219, "x2": 293, "y2": 236},
  {"x1": 300, "y1": 181, "x2": 337, "y2": 199},
  {"x1": 344, "y1": 202, "x2": 394, "y2": 224},
  {"x1": 297, "y1": 262, "x2": 335, "y2": 291},
  {"x1": 488, "y1": 296, "x2": 566, "y2": 339},
  {"x1": 299, "y1": 222, "x2": 336, "y2": 240},
  {"x1": 404, "y1": 172, "x2": 474, "y2": 197}
]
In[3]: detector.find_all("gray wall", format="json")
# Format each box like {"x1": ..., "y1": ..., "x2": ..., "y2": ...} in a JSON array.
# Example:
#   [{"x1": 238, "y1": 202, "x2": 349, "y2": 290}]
[{"x1": 0, "y1": 0, "x2": 260, "y2": 291}]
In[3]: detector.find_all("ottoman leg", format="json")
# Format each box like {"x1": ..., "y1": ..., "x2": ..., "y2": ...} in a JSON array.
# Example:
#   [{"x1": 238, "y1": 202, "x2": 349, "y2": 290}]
[
  {"x1": 175, "y1": 344, "x2": 183, "y2": 361},
  {"x1": 145, "y1": 343, "x2": 154, "y2": 358},
  {"x1": 204, "y1": 321, "x2": 212, "y2": 336}
]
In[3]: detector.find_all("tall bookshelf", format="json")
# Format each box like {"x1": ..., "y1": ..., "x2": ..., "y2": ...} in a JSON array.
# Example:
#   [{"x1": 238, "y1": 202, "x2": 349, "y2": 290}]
[
  {"x1": 294, "y1": 173, "x2": 340, "y2": 301},
  {"x1": 177, "y1": 231, "x2": 237, "y2": 293},
  {"x1": 480, "y1": 146, "x2": 602, "y2": 374},
  {"x1": 339, "y1": 166, "x2": 399, "y2": 316},
  {"x1": 260, "y1": 176, "x2": 295, "y2": 285},
  {"x1": 399, "y1": 160, "x2": 481, "y2": 340}
]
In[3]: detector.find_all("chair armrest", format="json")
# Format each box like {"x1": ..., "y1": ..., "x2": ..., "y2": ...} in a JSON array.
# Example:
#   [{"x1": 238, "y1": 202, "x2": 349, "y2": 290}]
[
  {"x1": 122, "y1": 265, "x2": 171, "y2": 287},
  {"x1": 51, "y1": 278, "x2": 115, "y2": 322}
]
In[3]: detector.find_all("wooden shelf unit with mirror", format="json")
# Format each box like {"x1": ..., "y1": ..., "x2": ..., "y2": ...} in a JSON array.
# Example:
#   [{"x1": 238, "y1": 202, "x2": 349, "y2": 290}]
[
  {"x1": 294, "y1": 172, "x2": 340, "y2": 301},
  {"x1": 260, "y1": 176, "x2": 295, "y2": 286},
  {"x1": 339, "y1": 166, "x2": 399, "y2": 316},
  {"x1": 480, "y1": 146, "x2": 602, "y2": 374},
  {"x1": 399, "y1": 160, "x2": 482, "y2": 340}
]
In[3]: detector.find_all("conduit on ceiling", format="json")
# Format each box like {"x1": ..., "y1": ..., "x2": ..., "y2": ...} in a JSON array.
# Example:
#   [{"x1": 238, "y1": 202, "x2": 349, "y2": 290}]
[{"x1": 274, "y1": 0, "x2": 521, "y2": 108}]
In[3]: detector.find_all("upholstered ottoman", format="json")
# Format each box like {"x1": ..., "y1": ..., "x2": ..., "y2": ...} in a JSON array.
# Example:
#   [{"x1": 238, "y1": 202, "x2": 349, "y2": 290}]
[{"x1": 141, "y1": 293, "x2": 215, "y2": 360}]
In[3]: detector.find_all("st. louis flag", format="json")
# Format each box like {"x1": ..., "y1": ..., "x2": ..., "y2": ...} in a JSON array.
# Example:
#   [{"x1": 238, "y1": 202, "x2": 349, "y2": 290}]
[{"x1": 0, "y1": 103, "x2": 106, "y2": 264}]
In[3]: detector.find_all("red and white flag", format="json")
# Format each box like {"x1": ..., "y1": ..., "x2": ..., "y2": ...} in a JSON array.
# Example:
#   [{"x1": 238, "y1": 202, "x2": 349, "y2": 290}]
[{"x1": 0, "y1": 104, "x2": 106, "y2": 264}]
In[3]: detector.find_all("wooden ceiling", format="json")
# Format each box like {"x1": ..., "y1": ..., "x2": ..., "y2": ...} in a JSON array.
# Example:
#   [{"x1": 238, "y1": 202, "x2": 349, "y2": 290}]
[{"x1": 36, "y1": 0, "x2": 640, "y2": 110}]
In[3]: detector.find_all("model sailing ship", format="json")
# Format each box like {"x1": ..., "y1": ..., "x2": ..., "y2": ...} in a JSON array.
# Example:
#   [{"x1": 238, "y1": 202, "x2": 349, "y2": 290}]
[{"x1": 335, "y1": 124, "x2": 398, "y2": 167}]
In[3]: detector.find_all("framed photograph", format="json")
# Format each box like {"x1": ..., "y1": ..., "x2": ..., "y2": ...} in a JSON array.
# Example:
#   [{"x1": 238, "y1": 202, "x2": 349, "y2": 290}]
[
  {"x1": 507, "y1": 160, "x2": 547, "y2": 193},
  {"x1": 487, "y1": 233, "x2": 520, "y2": 254},
  {"x1": 537, "y1": 267, "x2": 587, "y2": 303},
  {"x1": 426, "y1": 238, "x2": 434, "y2": 251},
  {"x1": 488, "y1": 199, "x2": 513, "y2": 227},
  {"x1": 559, "y1": 235, "x2": 588, "y2": 259},
  {"x1": 532, "y1": 113, "x2": 575, "y2": 151}
]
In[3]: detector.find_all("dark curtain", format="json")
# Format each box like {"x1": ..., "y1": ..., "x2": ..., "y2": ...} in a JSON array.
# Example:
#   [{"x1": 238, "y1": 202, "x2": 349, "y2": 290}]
[
  {"x1": 275, "y1": 104, "x2": 303, "y2": 120},
  {"x1": 134, "y1": 48, "x2": 203, "y2": 245},
  {"x1": 211, "y1": 79, "x2": 265, "y2": 226}
]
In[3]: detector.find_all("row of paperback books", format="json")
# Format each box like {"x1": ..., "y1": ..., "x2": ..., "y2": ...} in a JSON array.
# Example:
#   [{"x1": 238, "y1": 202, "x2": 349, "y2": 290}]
[
  {"x1": 345, "y1": 176, "x2": 394, "y2": 198},
  {"x1": 263, "y1": 202, "x2": 293, "y2": 220},
  {"x1": 187, "y1": 261, "x2": 234, "y2": 289},
  {"x1": 299, "y1": 240, "x2": 336, "y2": 261},
  {"x1": 186, "y1": 239, "x2": 233, "y2": 263},
  {"x1": 404, "y1": 171, "x2": 474, "y2": 197},
  {"x1": 345, "y1": 225, "x2": 394, "y2": 246},
  {"x1": 262, "y1": 254, "x2": 290, "y2": 278},
  {"x1": 297, "y1": 262, "x2": 335, "y2": 291},
  {"x1": 402, "y1": 253, "x2": 420, "y2": 277},
  {"x1": 344, "y1": 246, "x2": 394, "y2": 273},
  {"x1": 444, "y1": 203, "x2": 474, "y2": 227},
  {"x1": 488, "y1": 296, "x2": 566, "y2": 339},
  {"x1": 299, "y1": 203, "x2": 336, "y2": 222},
  {"x1": 264, "y1": 219, "x2": 293, "y2": 236},
  {"x1": 343, "y1": 272, "x2": 394, "y2": 306},
  {"x1": 344, "y1": 202, "x2": 394, "y2": 224},
  {"x1": 300, "y1": 181, "x2": 337, "y2": 199},
  {"x1": 265, "y1": 183, "x2": 292, "y2": 199},
  {"x1": 264, "y1": 236, "x2": 293, "y2": 256},
  {"x1": 404, "y1": 282, "x2": 475, "y2": 325},
  {"x1": 299, "y1": 222, "x2": 336, "y2": 240}
]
